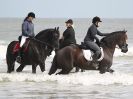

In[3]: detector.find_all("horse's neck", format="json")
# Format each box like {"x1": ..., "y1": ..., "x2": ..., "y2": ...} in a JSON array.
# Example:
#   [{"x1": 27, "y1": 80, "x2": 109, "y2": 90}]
[{"x1": 102, "y1": 44, "x2": 116, "y2": 58}]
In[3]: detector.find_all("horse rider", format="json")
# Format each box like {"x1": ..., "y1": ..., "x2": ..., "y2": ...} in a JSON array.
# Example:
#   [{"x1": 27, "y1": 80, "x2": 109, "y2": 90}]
[
  {"x1": 16, "y1": 12, "x2": 36, "y2": 62},
  {"x1": 60, "y1": 19, "x2": 76, "y2": 49},
  {"x1": 83, "y1": 16, "x2": 109, "y2": 67}
]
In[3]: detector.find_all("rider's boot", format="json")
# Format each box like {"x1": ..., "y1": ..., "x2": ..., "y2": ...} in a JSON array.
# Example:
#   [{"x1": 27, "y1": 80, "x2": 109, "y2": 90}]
[{"x1": 91, "y1": 54, "x2": 99, "y2": 69}]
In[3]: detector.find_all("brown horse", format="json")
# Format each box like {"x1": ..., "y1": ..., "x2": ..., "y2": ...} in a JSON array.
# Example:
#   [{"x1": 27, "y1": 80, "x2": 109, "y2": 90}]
[{"x1": 49, "y1": 30, "x2": 128, "y2": 75}]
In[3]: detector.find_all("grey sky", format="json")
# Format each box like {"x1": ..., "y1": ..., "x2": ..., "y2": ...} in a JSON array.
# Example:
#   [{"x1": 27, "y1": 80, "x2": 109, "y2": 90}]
[{"x1": 0, "y1": 0, "x2": 133, "y2": 18}]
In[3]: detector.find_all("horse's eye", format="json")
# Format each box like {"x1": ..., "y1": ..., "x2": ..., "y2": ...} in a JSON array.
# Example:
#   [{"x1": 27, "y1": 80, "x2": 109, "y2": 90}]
[{"x1": 126, "y1": 44, "x2": 128, "y2": 47}]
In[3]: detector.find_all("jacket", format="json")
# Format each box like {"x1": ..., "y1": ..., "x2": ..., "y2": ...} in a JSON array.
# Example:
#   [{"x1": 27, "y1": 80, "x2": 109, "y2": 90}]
[
  {"x1": 84, "y1": 24, "x2": 108, "y2": 42},
  {"x1": 22, "y1": 19, "x2": 35, "y2": 37},
  {"x1": 63, "y1": 26, "x2": 76, "y2": 45}
]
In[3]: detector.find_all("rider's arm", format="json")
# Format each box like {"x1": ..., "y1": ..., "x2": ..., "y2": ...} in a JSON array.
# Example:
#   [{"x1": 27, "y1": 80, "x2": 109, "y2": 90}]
[
  {"x1": 22, "y1": 21, "x2": 35, "y2": 37},
  {"x1": 63, "y1": 29, "x2": 70, "y2": 39},
  {"x1": 22, "y1": 21, "x2": 29, "y2": 37},
  {"x1": 90, "y1": 26, "x2": 100, "y2": 42},
  {"x1": 97, "y1": 30, "x2": 109, "y2": 36}
]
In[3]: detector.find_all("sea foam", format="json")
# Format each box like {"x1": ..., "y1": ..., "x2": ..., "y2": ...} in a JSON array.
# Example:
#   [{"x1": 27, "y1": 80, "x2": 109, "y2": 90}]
[{"x1": 0, "y1": 72, "x2": 133, "y2": 86}]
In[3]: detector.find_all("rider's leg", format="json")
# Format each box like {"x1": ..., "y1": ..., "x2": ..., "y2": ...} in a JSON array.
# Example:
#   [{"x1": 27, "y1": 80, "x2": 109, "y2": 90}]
[
  {"x1": 16, "y1": 36, "x2": 27, "y2": 63},
  {"x1": 85, "y1": 41, "x2": 101, "y2": 68}
]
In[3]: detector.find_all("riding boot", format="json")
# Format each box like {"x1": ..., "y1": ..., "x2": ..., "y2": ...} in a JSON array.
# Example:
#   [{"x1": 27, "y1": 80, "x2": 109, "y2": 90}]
[
  {"x1": 91, "y1": 54, "x2": 99, "y2": 69},
  {"x1": 16, "y1": 48, "x2": 22, "y2": 63}
]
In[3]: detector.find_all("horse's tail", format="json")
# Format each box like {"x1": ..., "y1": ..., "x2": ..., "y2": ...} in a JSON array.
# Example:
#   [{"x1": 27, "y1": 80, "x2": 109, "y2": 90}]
[{"x1": 6, "y1": 41, "x2": 17, "y2": 73}]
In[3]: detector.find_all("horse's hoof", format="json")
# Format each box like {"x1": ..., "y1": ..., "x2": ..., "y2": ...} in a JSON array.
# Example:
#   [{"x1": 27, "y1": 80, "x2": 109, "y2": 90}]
[
  {"x1": 99, "y1": 71, "x2": 105, "y2": 74},
  {"x1": 41, "y1": 69, "x2": 45, "y2": 72},
  {"x1": 81, "y1": 69, "x2": 85, "y2": 72},
  {"x1": 56, "y1": 73, "x2": 59, "y2": 75},
  {"x1": 109, "y1": 69, "x2": 114, "y2": 73},
  {"x1": 16, "y1": 69, "x2": 22, "y2": 72},
  {"x1": 7, "y1": 71, "x2": 11, "y2": 73}
]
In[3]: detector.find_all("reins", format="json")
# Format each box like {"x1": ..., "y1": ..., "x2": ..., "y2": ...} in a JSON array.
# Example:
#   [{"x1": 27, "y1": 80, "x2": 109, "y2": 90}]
[{"x1": 31, "y1": 38, "x2": 54, "y2": 48}]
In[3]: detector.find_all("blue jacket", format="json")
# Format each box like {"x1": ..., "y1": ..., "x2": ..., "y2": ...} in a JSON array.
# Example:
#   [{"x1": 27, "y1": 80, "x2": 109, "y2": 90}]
[{"x1": 22, "y1": 19, "x2": 35, "y2": 37}]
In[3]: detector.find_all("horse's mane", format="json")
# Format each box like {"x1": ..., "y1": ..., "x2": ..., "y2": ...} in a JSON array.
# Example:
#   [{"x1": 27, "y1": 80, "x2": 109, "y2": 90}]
[
  {"x1": 35, "y1": 28, "x2": 55, "y2": 38},
  {"x1": 100, "y1": 30, "x2": 127, "y2": 47}
]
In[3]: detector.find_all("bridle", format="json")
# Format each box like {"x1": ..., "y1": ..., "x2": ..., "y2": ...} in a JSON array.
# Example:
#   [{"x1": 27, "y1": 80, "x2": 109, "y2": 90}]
[{"x1": 31, "y1": 38, "x2": 55, "y2": 48}]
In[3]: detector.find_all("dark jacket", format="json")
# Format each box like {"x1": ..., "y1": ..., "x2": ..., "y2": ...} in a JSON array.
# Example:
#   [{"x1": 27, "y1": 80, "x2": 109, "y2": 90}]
[
  {"x1": 84, "y1": 24, "x2": 108, "y2": 43},
  {"x1": 22, "y1": 19, "x2": 35, "y2": 37},
  {"x1": 60, "y1": 26, "x2": 76, "y2": 48}
]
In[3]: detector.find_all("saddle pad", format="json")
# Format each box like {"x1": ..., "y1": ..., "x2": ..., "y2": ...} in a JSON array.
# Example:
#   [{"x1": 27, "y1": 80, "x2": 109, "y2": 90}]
[
  {"x1": 13, "y1": 40, "x2": 30, "y2": 54},
  {"x1": 13, "y1": 42, "x2": 20, "y2": 53},
  {"x1": 83, "y1": 48, "x2": 104, "y2": 61}
]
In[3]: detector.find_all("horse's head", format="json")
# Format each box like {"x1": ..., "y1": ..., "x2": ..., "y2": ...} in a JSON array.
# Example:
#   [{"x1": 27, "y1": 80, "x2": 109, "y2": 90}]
[
  {"x1": 51, "y1": 27, "x2": 60, "y2": 49},
  {"x1": 35, "y1": 27, "x2": 60, "y2": 49},
  {"x1": 117, "y1": 30, "x2": 128, "y2": 53},
  {"x1": 101, "y1": 30, "x2": 128, "y2": 53}
]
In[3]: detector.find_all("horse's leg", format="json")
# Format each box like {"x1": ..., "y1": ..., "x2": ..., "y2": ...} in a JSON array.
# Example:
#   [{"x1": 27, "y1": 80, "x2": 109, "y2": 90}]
[
  {"x1": 99, "y1": 65, "x2": 108, "y2": 74},
  {"x1": 107, "y1": 68, "x2": 114, "y2": 73},
  {"x1": 81, "y1": 69, "x2": 85, "y2": 72},
  {"x1": 56, "y1": 54, "x2": 74, "y2": 75},
  {"x1": 39, "y1": 62, "x2": 45, "y2": 72},
  {"x1": 106, "y1": 65, "x2": 114, "y2": 73},
  {"x1": 56, "y1": 67, "x2": 73, "y2": 75},
  {"x1": 32, "y1": 64, "x2": 37, "y2": 73},
  {"x1": 48, "y1": 56, "x2": 58, "y2": 75},
  {"x1": 7, "y1": 56, "x2": 16, "y2": 73},
  {"x1": 48, "y1": 65, "x2": 58, "y2": 75},
  {"x1": 7, "y1": 61, "x2": 15, "y2": 73},
  {"x1": 16, "y1": 64, "x2": 26, "y2": 72},
  {"x1": 75, "y1": 67, "x2": 80, "y2": 72}
]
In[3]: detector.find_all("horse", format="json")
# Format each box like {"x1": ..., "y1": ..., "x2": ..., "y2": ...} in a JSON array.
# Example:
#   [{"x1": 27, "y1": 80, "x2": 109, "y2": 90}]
[
  {"x1": 48, "y1": 30, "x2": 128, "y2": 75},
  {"x1": 6, "y1": 27, "x2": 60, "y2": 73}
]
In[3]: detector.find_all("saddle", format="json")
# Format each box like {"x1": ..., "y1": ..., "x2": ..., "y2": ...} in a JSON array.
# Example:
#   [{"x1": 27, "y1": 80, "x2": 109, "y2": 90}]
[
  {"x1": 13, "y1": 39, "x2": 30, "y2": 54},
  {"x1": 79, "y1": 42, "x2": 104, "y2": 61}
]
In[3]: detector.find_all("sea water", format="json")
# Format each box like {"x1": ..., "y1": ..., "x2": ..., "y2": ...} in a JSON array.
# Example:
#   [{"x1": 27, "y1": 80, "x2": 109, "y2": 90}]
[{"x1": 0, "y1": 18, "x2": 133, "y2": 99}]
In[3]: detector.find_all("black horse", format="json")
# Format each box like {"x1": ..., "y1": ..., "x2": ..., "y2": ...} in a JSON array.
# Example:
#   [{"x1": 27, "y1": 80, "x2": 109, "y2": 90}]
[
  {"x1": 6, "y1": 27, "x2": 60, "y2": 73},
  {"x1": 49, "y1": 30, "x2": 128, "y2": 75}
]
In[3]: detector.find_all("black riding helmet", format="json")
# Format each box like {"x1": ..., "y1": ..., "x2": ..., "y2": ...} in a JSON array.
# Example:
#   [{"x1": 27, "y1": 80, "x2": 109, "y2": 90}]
[
  {"x1": 28, "y1": 12, "x2": 35, "y2": 18},
  {"x1": 65, "y1": 19, "x2": 73, "y2": 24},
  {"x1": 92, "y1": 16, "x2": 102, "y2": 23}
]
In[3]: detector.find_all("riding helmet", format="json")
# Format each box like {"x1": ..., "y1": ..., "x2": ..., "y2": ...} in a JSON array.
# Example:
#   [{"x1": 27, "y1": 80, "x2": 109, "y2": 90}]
[
  {"x1": 65, "y1": 19, "x2": 73, "y2": 24},
  {"x1": 28, "y1": 12, "x2": 35, "y2": 18},
  {"x1": 92, "y1": 16, "x2": 102, "y2": 23}
]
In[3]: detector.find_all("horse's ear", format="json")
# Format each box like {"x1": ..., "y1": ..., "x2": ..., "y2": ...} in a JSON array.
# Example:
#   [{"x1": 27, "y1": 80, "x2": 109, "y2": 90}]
[
  {"x1": 57, "y1": 27, "x2": 59, "y2": 31},
  {"x1": 123, "y1": 29, "x2": 127, "y2": 33},
  {"x1": 125, "y1": 30, "x2": 127, "y2": 33},
  {"x1": 54, "y1": 27, "x2": 57, "y2": 31}
]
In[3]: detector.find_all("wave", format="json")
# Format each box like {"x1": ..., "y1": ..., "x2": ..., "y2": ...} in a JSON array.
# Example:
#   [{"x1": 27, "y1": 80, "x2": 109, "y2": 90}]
[
  {"x1": 0, "y1": 45, "x2": 7, "y2": 60},
  {"x1": 0, "y1": 71, "x2": 133, "y2": 86}
]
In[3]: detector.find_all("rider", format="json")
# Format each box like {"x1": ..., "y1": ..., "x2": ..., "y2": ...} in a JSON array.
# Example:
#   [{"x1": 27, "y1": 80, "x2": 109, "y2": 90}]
[
  {"x1": 84, "y1": 16, "x2": 109, "y2": 67},
  {"x1": 60, "y1": 19, "x2": 76, "y2": 49},
  {"x1": 16, "y1": 12, "x2": 35, "y2": 62}
]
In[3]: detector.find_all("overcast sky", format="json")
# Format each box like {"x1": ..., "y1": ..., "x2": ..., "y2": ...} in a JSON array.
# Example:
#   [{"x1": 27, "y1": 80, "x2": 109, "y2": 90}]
[{"x1": 0, "y1": 0, "x2": 132, "y2": 18}]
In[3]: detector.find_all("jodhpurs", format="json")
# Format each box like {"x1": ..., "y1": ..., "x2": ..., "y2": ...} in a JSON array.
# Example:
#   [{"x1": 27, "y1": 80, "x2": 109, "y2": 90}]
[{"x1": 85, "y1": 41, "x2": 101, "y2": 59}]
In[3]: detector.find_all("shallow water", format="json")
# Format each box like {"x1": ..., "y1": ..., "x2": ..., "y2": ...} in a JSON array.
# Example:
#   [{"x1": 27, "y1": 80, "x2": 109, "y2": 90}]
[{"x1": 0, "y1": 18, "x2": 133, "y2": 99}]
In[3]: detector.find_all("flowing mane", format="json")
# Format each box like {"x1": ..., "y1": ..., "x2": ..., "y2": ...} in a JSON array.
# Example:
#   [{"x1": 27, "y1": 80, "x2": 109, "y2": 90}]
[
  {"x1": 101, "y1": 30, "x2": 127, "y2": 47},
  {"x1": 35, "y1": 28, "x2": 55, "y2": 40}
]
